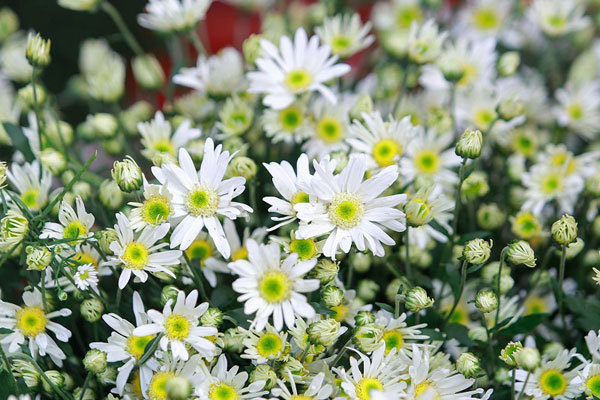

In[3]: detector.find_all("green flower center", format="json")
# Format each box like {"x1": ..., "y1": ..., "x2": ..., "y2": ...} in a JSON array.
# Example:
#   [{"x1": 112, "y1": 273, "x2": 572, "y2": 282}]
[
  {"x1": 472, "y1": 7, "x2": 500, "y2": 30},
  {"x1": 372, "y1": 139, "x2": 402, "y2": 167},
  {"x1": 185, "y1": 185, "x2": 219, "y2": 217},
  {"x1": 396, "y1": 5, "x2": 423, "y2": 29},
  {"x1": 257, "y1": 332, "x2": 283, "y2": 358},
  {"x1": 20, "y1": 188, "x2": 40, "y2": 210},
  {"x1": 209, "y1": 382, "x2": 240, "y2": 400},
  {"x1": 153, "y1": 140, "x2": 175, "y2": 155},
  {"x1": 285, "y1": 69, "x2": 313, "y2": 92},
  {"x1": 290, "y1": 238, "x2": 316, "y2": 260},
  {"x1": 539, "y1": 369, "x2": 567, "y2": 396},
  {"x1": 541, "y1": 174, "x2": 562, "y2": 194},
  {"x1": 122, "y1": 241, "x2": 149, "y2": 270},
  {"x1": 355, "y1": 377, "x2": 384, "y2": 400},
  {"x1": 279, "y1": 106, "x2": 302, "y2": 131},
  {"x1": 148, "y1": 371, "x2": 175, "y2": 400},
  {"x1": 16, "y1": 306, "x2": 47, "y2": 337},
  {"x1": 126, "y1": 334, "x2": 155, "y2": 360},
  {"x1": 586, "y1": 374, "x2": 600, "y2": 397},
  {"x1": 63, "y1": 220, "x2": 87, "y2": 242},
  {"x1": 327, "y1": 193, "x2": 364, "y2": 230},
  {"x1": 142, "y1": 195, "x2": 171, "y2": 225},
  {"x1": 316, "y1": 117, "x2": 344, "y2": 144},
  {"x1": 382, "y1": 329, "x2": 404, "y2": 353},
  {"x1": 259, "y1": 270, "x2": 291, "y2": 303},
  {"x1": 331, "y1": 35, "x2": 352, "y2": 54},
  {"x1": 185, "y1": 239, "x2": 212, "y2": 264},
  {"x1": 414, "y1": 150, "x2": 441, "y2": 174}
]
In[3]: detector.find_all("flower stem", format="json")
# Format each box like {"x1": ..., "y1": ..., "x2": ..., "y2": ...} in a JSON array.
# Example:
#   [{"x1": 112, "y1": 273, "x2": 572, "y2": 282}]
[
  {"x1": 188, "y1": 29, "x2": 207, "y2": 56},
  {"x1": 100, "y1": 1, "x2": 144, "y2": 56},
  {"x1": 79, "y1": 372, "x2": 92, "y2": 400},
  {"x1": 443, "y1": 259, "x2": 468, "y2": 324},
  {"x1": 405, "y1": 229, "x2": 412, "y2": 280},
  {"x1": 183, "y1": 252, "x2": 211, "y2": 305},
  {"x1": 8, "y1": 353, "x2": 73, "y2": 400},
  {"x1": 557, "y1": 244, "x2": 567, "y2": 330},
  {"x1": 494, "y1": 247, "x2": 508, "y2": 328},
  {"x1": 450, "y1": 158, "x2": 468, "y2": 246},
  {"x1": 517, "y1": 371, "x2": 531, "y2": 400}
]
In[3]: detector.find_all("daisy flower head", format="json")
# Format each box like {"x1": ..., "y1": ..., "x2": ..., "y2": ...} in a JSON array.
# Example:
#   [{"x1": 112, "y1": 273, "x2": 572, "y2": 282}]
[
  {"x1": 375, "y1": 310, "x2": 428, "y2": 355},
  {"x1": 138, "y1": 111, "x2": 201, "y2": 163},
  {"x1": 272, "y1": 371, "x2": 333, "y2": 400},
  {"x1": 196, "y1": 353, "x2": 268, "y2": 399},
  {"x1": 521, "y1": 163, "x2": 582, "y2": 215},
  {"x1": 134, "y1": 289, "x2": 217, "y2": 361},
  {"x1": 104, "y1": 212, "x2": 182, "y2": 289},
  {"x1": 261, "y1": 100, "x2": 311, "y2": 144},
  {"x1": 404, "y1": 184, "x2": 454, "y2": 248},
  {"x1": 407, "y1": 19, "x2": 447, "y2": 65},
  {"x1": 73, "y1": 264, "x2": 99, "y2": 291},
  {"x1": 6, "y1": 160, "x2": 52, "y2": 212},
  {"x1": 295, "y1": 154, "x2": 407, "y2": 259},
  {"x1": 241, "y1": 323, "x2": 289, "y2": 363},
  {"x1": 137, "y1": 0, "x2": 212, "y2": 34},
  {"x1": 528, "y1": 0, "x2": 590, "y2": 37},
  {"x1": 40, "y1": 196, "x2": 95, "y2": 245},
  {"x1": 578, "y1": 363, "x2": 600, "y2": 399},
  {"x1": 347, "y1": 112, "x2": 420, "y2": 169},
  {"x1": 228, "y1": 239, "x2": 319, "y2": 331},
  {"x1": 302, "y1": 97, "x2": 352, "y2": 159},
  {"x1": 455, "y1": 0, "x2": 513, "y2": 39},
  {"x1": 90, "y1": 292, "x2": 159, "y2": 395},
  {"x1": 554, "y1": 81, "x2": 600, "y2": 140},
  {"x1": 155, "y1": 138, "x2": 252, "y2": 255},
  {"x1": 146, "y1": 354, "x2": 204, "y2": 400},
  {"x1": 371, "y1": 0, "x2": 423, "y2": 33},
  {"x1": 247, "y1": 27, "x2": 351, "y2": 110},
  {"x1": 0, "y1": 288, "x2": 71, "y2": 366},
  {"x1": 128, "y1": 176, "x2": 173, "y2": 232},
  {"x1": 315, "y1": 13, "x2": 374, "y2": 59}
]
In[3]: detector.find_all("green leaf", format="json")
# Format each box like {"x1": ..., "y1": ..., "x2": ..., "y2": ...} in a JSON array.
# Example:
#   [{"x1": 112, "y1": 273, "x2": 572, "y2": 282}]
[
  {"x1": 375, "y1": 302, "x2": 394, "y2": 314},
  {"x1": 446, "y1": 323, "x2": 474, "y2": 346},
  {"x1": 312, "y1": 302, "x2": 334, "y2": 316},
  {"x1": 0, "y1": 370, "x2": 18, "y2": 397},
  {"x1": 2, "y1": 122, "x2": 34, "y2": 162},
  {"x1": 457, "y1": 231, "x2": 491, "y2": 244},
  {"x1": 467, "y1": 263, "x2": 486, "y2": 274},
  {"x1": 0, "y1": 328, "x2": 13, "y2": 334},
  {"x1": 497, "y1": 313, "x2": 548, "y2": 337},
  {"x1": 420, "y1": 328, "x2": 444, "y2": 341}
]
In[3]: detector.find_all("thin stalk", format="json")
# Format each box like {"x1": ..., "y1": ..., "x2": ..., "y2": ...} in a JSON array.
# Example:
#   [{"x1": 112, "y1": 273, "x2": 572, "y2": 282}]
[
  {"x1": 188, "y1": 29, "x2": 207, "y2": 56},
  {"x1": 183, "y1": 253, "x2": 211, "y2": 305},
  {"x1": 517, "y1": 371, "x2": 531, "y2": 400},
  {"x1": 79, "y1": 372, "x2": 92, "y2": 400},
  {"x1": 101, "y1": 1, "x2": 144, "y2": 56},
  {"x1": 136, "y1": 333, "x2": 164, "y2": 367},
  {"x1": 331, "y1": 337, "x2": 353, "y2": 366},
  {"x1": 494, "y1": 247, "x2": 508, "y2": 328},
  {"x1": 443, "y1": 259, "x2": 468, "y2": 324},
  {"x1": 450, "y1": 158, "x2": 468, "y2": 246},
  {"x1": 0, "y1": 346, "x2": 18, "y2": 390},
  {"x1": 511, "y1": 369, "x2": 516, "y2": 400},
  {"x1": 557, "y1": 245, "x2": 567, "y2": 330},
  {"x1": 405, "y1": 229, "x2": 412, "y2": 280},
  {"x1": 31, "y1": 68, "x2": 44, "y2": 140}
]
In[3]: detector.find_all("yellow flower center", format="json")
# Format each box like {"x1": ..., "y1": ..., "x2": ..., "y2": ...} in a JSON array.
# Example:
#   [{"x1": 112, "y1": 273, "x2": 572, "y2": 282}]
[
  {"x1": 331, "y1": 35, "x2": 352, "y2": 55},
  {"x1": 279, "y1": 106, "x2": 303, "y2": 131},
  {"x1": 539, "y1": 369, "x2": 567, "y2": 396},
  {"x1": 458, "y1": 63, "x2": 478, "y2": 86},
  {"x1": 122, "y1": 242, "x2": 149, "y2": 270},
  {"x1": 474, "y1": 109, "x2": 498, "y2": 131},
  {"x1": 74, "y1": 252, "x2": 98, "y2": 268},
  {"x1": 16, "y1": 306, "x2": 47, "y2": 337},
  {"x1": 231, "y1": 247, "x2": 248, "y2": 261},
  {"x1": 186, "y1": 239, "x2": 213, "y2": 264},
  {"x1": 257, "y1": 332, "x2": 283, "y2": 358},
  {"x1": 142, "y1": 195, "x2": 171, "y2": 225},
  {"x1": 541, "y1": 174, "x2": 563, "y2": 195},
  {"x1": 148, "y1": 371, "x2": 176, "y2": 400},
  {"x1": 285, "y1": 69, "x2": 313, "y2": 92},
  {"x1": 586, "y1": 374, "x2": 600, "y2": 397},
  {"x1": 567, "y1": 103, "x2": 583, "y2": 120},
  {"x1": 164, "y1": 314, "x2": 190, "y2": 341},
  {"x1": 331, "y1": 304, "x2": 348, "y2": 322},
  {"x1": 415, "y1": 381, "x2": 440, "y2": 400},
  {"x1": 511, "y1": 131, "x2": 536, "y2": 156},
  {"x1": 20, "y1": 188, "x2": 40, "y2": 211},
  {"x1": 372, "y1": 139, "x2": 402, "y2": 167},
  {"x1": 185, "y1": 185, "x2": 219, "y2": 217},
  {"x1": 290, "y1": 238, "x2": 316, "y2": 260},
  {"x1": 414, "y1": 150, "x2": 441, "y2": 174},
  {"x1": 355, "y1": 377, "x2": 384, "y2": 400},
  {"x1": 209, "y1": 382, "x2": 240, "y2": 400},
  {"x1": 382, "y1": 329, "x2": 404, "y2": 353},
  {"x1": 153, "y1": 140, "x2": 175, "y2": 155},
  {"x1": 471, "y1": 7, "x2": 500, "y2": 30},
  {"x1": 328, "y1": 193, "x2": 364, "y2": 230},
  {"x1": 525, "y1": 296, "x2": 547, "y2": 315},
  {"x1": 396, "y1": 5, "x2": 423, "y2": 29},
  {"x1": 292, "y1": 191, "x2": 310, "y2": 205},
  {"x1": 550, "y1": 153, "x2": 576, "y2": 175},
  {"x1": 513, "y1": 213, "x2": 540, "y2": 239},
  {"x1": 547, "y1": 15, "x2": 566, "y2": 30},
  {"x1": 63, "y1": 220, "x2": 87, "y2": 243},
  {"x1": 126, "y1": 334, "x2": 155, "y2": 360},
  {"x1": 316, "y1": 117, "x2": 344, "y2": 144},
  {"x1": 259, "y1": 270, "x2": 291, "y2": 303}
]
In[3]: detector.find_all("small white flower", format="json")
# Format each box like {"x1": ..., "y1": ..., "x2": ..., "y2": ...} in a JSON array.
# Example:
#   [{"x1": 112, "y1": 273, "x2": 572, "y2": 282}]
[
  {"x1": 554, "y1": 82, "x2": 600, "y2": 140},
  {"x1": 528, "y1": 0, "x2": 590, "y2": 37},
  {"x1": 138, "y1": 111, "x2": 201, "y2": 162},
  {"x1": 40, "y1": 196, "x2": 95, "y2": 244},
  {"x1": 272, "y1": 372, "x2": 333, "y2": 399},
  {"x1": 407, "y1": 19, "x2": 447, "y2": 64},
  {"x1": 138, "y1": 0, "x2": 212, "y2": 33},
  {"x1": 73, "y1": 264, "x2": 99, "y2": 291},
  {"x1": 128, "y1": 176, "x2": 174, "y2": 232},
  {"x1": 6, "y1": 160, "x2": 52, "y2": 212},
  {"x1": 315, "y1": 13, "x2": 374, "y2": 58},
  {"x1": 195, "y1": 354, "x2": 268, "y2": 399}
]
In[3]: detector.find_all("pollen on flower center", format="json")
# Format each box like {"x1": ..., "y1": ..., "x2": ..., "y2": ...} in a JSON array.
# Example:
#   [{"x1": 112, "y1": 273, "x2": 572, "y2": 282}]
[
  {"x1": 292, "y1": 191, "x2": 310, "y2": 205},
  {"x1": 122, "y1": 242, "x2": 149, "y2": 270},
  {"x1": 153, "y1": 139, "x2": 175, "y2": 155},
  {"x1": 355, "y1": 377, "x2": 384, "y2": 400},
  {"x1": 472, "y1": 7, "x2": 499, "y2": 30},
  {"x1": 126, "y1": 334, "x2": 155, "y2": 360},
  {"x1": 415, "y1": 381, "x2": 440, "y2": 400},
  {"x1": 382, "y1": 329, "x2": 404, "y2": 353},
  {"x1": 290, "y1": 238, "x2": 316, "y2": 260},
  {"x1": 540, "y1": 369, "x2": 567, "y2": 396},
  {"x1": 142, "y1": 195, "x2": 171, "y2": 225},
  {"x1": 414, "y1": 150, "x2": 441, "y2": 174},
  {"x1": 20, "y1": 188, "x2": 40, "y2": 210},
  {"x1": 148, "y1": 371, "x2": 176, "y2": 400},
  {"x1": 63, "y1": 220, "x2": 87, "y2": 242},
  {"x1": 541, "y1": 174, "x2": 563, "y2": 194},
  {"x1": 317, "y1": 117, "x2": 344, "y2": 144},
  {"x1": 185, "y1": 185, "x2": 219, "y2": 217},
  {"x1": 209, "y1": 382, "x2": 240, "y2": 400},
  {"x1": 186, "y1": 239, "x2": 213, "y2": 264},
  {"x1": 259, "y1": 270, "x2": 291, "y2": 303},
  {"x1": 328, "y1": 193, "x2": 365, "y2": 230},
  {"x1": 284, "y1": 68, "x2": 313, "y2": 92},
  {"x1": 331, "y1": 34, "x2": 352, "y2": 53},
  {"x1": 372, "y1": 139, "x2": 402, "y2": 167},
  {"x1": 586, "y1": 374, "x2": 600, "y2": 397},
  {"x1": 164, "y1": 314, "x2": 191, "y2": 341},
  {"x1": 16, "y1": 306, "x2": 47, "y2": 337},
  {"x1": 257, "y1": 333, "x2": 283, "y2": 358},
  {"x1": 75, "y1": 252, "x2": 98, "y2": 268},
  {"x1": 279, "y1": 106, "x2": 302, "y2": 131}
]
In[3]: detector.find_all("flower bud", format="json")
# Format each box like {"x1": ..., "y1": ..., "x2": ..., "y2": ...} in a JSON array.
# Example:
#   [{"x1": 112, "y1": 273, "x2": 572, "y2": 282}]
[
  {"x1": 456, "y1": 352, "x2": 480, "y2": 378},
  {"x1": 58, "y1": 0, "x2": 101, "y2": 11},
  {"x1": 438, "y1": 52, "x2": 465, "y2": 83},
  {"x1": 543, "y1": 342, "x2": 564, "y2": 360},
  {"x1": 243, "y1": 34, "x2": 263, "y2": 65},
  {"x1": 200, "y1": 308, "x2": 223, "y2": 328},
  {"x1": 83, "y1": 349, "x2": 107, "y2": 374},
  {"x1": 355, "y1": 310, "x2": 375, "y2": 326},
  {"x1": 42, "y1": 370, "x2": 65, "y2": 395},
  {"x1": 461, "y1": 171, "x2": 489, "y2": 200},
  {"x1": 99, "y1": 180, "x2": 124, "y2": 211},
  {"x1": 111, "y1": 156, "x2": 143, "y2": 193},
  {"x1": 26, "y1": 33, "x2": 51, "y2": 68},
  {"x1": 132, "y1": 54, "x2": 165, "y2": 91},
  {"x1": 0, "y1": 210, "x2": 29, "y2": 255},
  {"x1": 161, "y1": 285, "x2": 180, "y2": 307},
  {"x1": 353, "y1": 324, "x2": 384, "y2": 353},
  {"x1": 97, "y1": 228, "x2": 118, "y2": 255},
  {"x1": 477, "y1": 203, "x2": 506, "y2": 230},
  {"x1": 475, "y1": 289, "x2": 498, "y2": 313},
  {"x1": 349, "y1": 96, "x2": 374, "y2": 122},
  {"x1": 26, "y1": 245, "x2": 52, "y2": 271},
  {"x1": 500, "y1": 341, "x2": 523, "y2": 366},
  {"x1": 80, "y1": 298, "x2": 104, "y2": 322},
  {"x1": 385, "y1": 278, "x2": 405, "y2": 303},
  {"x1": 308, "y1": 318, "x2": 342, "y2": 346},
  {"x1": 322, "y1": 285, "x2": 344, "y2": 308},
  {"x1": 0, "y1": 161, "x2": 7, "y2": 189},
  {"x1": 87, "y1": 113, "x2": 118, "y2": 140},
  {"x1": 222, "y1": 328, "x2": 246, "y2": 353},
  {"x1": 357, "y1": 280, "x2": 379, "y2": 302},
  {"x1": 0, "y1": 8, "x2": 19, "y2": 41},
  {"x1": 497, "y1": 97, "x2": 524, "y2": 121},
  {"x1": 17, "y1": 84, "x2": 46, "y2": 110},
  {"x1": 350, "y1": 252, "x2": 371, "y2": 273},
  {"x1": 507, "y1": 240, "x2": 536, "y2": 268},
  {"x1": 515, "y1": 347, "x2": 540, "y2": 371},
  {"x1": 12, "y1": 359, "x2": 40, "y2": 391},
  {"x1": 121, "y1": 100, "x2": 153, "y2": 135},
  {"x1": 228, "y1": 156, "x2": 257, "y2": 180},
  {"x1": 498, "y1": 51, "x2": 520, "y2": 76},
  {"x1": 310, "y1": 259, "x2": 339, "y2": 284},
  {"x1": 73, "y1": 387, "x2": 94, "y2": 400},
  {"x1": 250, "y1": 365, "x2": 277, "y2": 390},
  {"x1": 468, "y1": 326, "x2": 487, "y2": 342},
  {"x1": 165, "y1": 376, "x2": 192, "y2": 400},
  {"x1": 455, "y1": 128, "x2": 483, "y2": 159},
  {"x1": 463, "y1": 238, "x2": 492, "y2": 264},
  {"x1": 404, "y1": 198, "x2": 434, "y2": 226},
  {"x1": 39, "y1": 148, "x2": 67, "y2": 175},
  {"x1": 281, "y1": 358, "x2": 307, "y2": 379},
  {"x1": 551, "y1": 214, "x2": 578, "y2": 245},
  {"x1": 405, "y1": 286, "x2": 434, "y2": 312},
  {"x1": 72, "y1": 181, "x2": 92, "y2": 201}
]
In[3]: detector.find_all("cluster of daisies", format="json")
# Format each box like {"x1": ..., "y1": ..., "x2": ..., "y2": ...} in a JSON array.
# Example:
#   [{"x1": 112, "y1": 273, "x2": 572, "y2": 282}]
[{"x1": 1, "y1": 0, "x2": 600, "y2": 399}]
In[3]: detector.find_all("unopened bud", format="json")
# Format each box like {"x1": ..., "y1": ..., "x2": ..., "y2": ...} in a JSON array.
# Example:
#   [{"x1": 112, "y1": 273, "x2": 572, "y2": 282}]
[
  {"x1": 80, "y1": 298, "x2": 104, "y2": 322},
  {"x1": 506, "y1": 240, "x2": 536, "y2": 268},
  {"x1": 26, "y1": 33, "x2": 51, "y2": 68},
  {"x1": 111, "y1": 156, "x2": 143, "y2": 193},
  {"x1": 405, "y1": 286, "x2": 434, "y2": 312},
  {"x1": 463, "y1": 238, "x2": 492, "y2": 264},
  {"x1": 83, "y1": 349, "x2": 107, "y2": 374},
  {"x1": 475, "y1": 289, "x2": 498, "y2": 313},
  {"x1": 456, "y1": 352, "x2": 480, "y2": 378},
  {"x1": 455, "y1": 128, "x2": 483, "y2": 159},
  {"x1": 515, "y1": 347, "x2": 540, "y2": 371},
  {"x1": 551, "y1": 214, "x2": 578, "y2": 245}
]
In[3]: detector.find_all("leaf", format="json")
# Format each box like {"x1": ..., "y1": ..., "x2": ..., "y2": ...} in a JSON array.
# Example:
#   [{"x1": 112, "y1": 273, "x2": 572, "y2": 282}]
[
  {"x1": 375, "y1": 302, "x2": 394, "y2": 314},
  {"x1": 0, "y1": 370, "x2": 18, "y2": 397},
  {"x1": 2, "y1": 122, "x2": 34, "y2": 162},
  {"x1": 488, "y1": 316, "x2": 512, "y2": 333},
  {"x1": 0, "y1": 328, "x2": 13, "y2": 334},
  {"x1": 467, "y1": 263, "x2": 486, "y2": 274},
  {"x1": 312, "y1": 302, "x2": 334, "y2": 316},
  {"x1": 446, "y1": 323, "x2": 474, "y2": 346},
  {"x1": 457, "y1": 231, "x2": 491, "y2": 244},
  {"x1": 420, "y1": 328, "x2": 444, "y2": 341},
  {"x1": 497, "y1": 313, "x2": 548, "y2": 337}
]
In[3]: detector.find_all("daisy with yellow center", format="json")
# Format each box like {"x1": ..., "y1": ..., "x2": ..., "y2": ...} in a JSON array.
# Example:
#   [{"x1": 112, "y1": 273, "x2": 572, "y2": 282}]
[
  {"x1": 129, "y1": 177, "x2": 173, "y2": 232},
  {"x1": 303, "y1": 100, "x2": 351, "y2": 158},
  {"x1": 134, "y1": 289, "x2": 217, "y2": 361},
  {"x1": 104, "y1": 212, "x2": 182, "y2": 289},
  {"x1": 555, "y1": 82, "x2": 600, "y2": 140},
  {"x1": 138, "y1": 111, "x2": 201, "y2": 162},
  {"x1": 522, "y1": 163, "x2": 581, "y2": 215},
  {"x1": 375, "y1": 311, "x2": 428, "y2": 355},
  {"x1": 229, "y1": 239, "x2": 319, "y2": 331},
  {"x1": 6, "y1": 160, "x2": 52, "y2": 213},
  {"x1": 511, "y1": 211, "x2": 542, "y2": 240},
  {"x1": 263, "y1": 102, "x2": 311, "y2": 144},
  {"x1": 242, "y1": 324, "x2": 288, "y2": 363},
  {"x1": 272, "y1": 372, "x2": 333, "y2": 400},
  {"x1": 73, "y1": 263, "x2": 99, "y2": 291},
  {"x1": 315, "y1": 13, "x2": 374, "y2": 58},
  {"x1": 196, "y1": 354, "x2": 268, "y2": 400},
  {"x1": 40, "y1": 196, "x2": 95, "y2": 245}
]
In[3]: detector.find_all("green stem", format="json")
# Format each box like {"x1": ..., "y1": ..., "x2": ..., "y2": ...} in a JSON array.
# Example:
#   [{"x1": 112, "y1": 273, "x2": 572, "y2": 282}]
[
  {"x1": 31, "y1": 68, "x2": 45, "y2": 142},
  {"x1": 443, "y1": 259, "x2": 468, "y2": 324},
  {"x1": 136, "y1": 333, "x2": 164, "y2": 368},
  {"x1": 450, "y1": 158, "x2": 468, "y2": 246},
  {"x1": 183, "y1": 253, "x2": 211, "y2": 305},
  {"x1": 557, "y1": 245, "x2": 567, "y2": 330},
  {"x1": 0, "y1": 346, "x2": 18, "y2": 391},
  {"x1": 79, "y1": 373, "x2": 92, "y2": 400},
  {"x1": 517, "y1": 371, "x2": 531, "y2": 400},
  {"x1": 331, "y1": 337, "x2": 353, "y2": 366},
  {"x1": 8, "y1": 354, "x2": 73, "y2": 400},
  {"x1": 449, "y1": 83, "x2": 457, "y2": 140},
  {"x1": 392, "y1": 65, "x2": 409, "y2": 116},
  {"x1": 100, "y1": 1, "x2": 144, "y2": 56},
  {"x1": 405, "y1": 229, "x2": 412, "y2": 280},
  {"x1": 494, "y1": 247, "x2": 508, "y2": 328},
  {"x1": 188, "y1": 29, "x2": 207, "y2": 56},
  {"x1": 511, "y1": 369, "x2": 516, "y2": 400}
]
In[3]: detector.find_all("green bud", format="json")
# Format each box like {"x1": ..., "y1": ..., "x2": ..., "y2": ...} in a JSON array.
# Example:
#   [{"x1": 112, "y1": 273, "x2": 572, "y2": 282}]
[
  {"x1": 17, "y1": 83, "x2": 46, "y2": 110},
  {"x1": 161, "y1": 285, "x2": 180, "y2": 306},
  {"x1": 228, "y1": 156, "x2": 257, "y2": 180},
  {"x1": 26, "y1": 33, "x2": 51, "y2": 68},
  {"x1": 357, "y1": 280, "x2": 379, "y2": 302},
  {"x1": 405, "y1": 286, "x2": 434, "y2": 312},
  {"x1": 463, "y1": 238, "x2": 492, "y2": 264},
  {"x1": 322, "y1": 285, "x2": 344, "y2": 308},
  {"x1": 551, "y1": 214, "x2": 578, "y2": 245},
  {"x1": 500, "y1": 341, "x2": 523, "y2": 366},
  {"x1": 80, "y1": 298, "x2": 104, "y2": 322},
  {"x1": 475, "y1": 289, "x2": 498, "y2": 313},
  {"x1": 165, "y1": 376, "x2": 192, "y2": 400},
  {"x1": 354, "y1": 310, "x2": 375, "y2": 326},
  {"x1": 83, "y1": 349, "x2": 107, "y2": 374},
  {"x1": 243, "y1": 34, "x2": 263, "y2": 65},
  {"x1": 497, "y1": 51, "x2": 520, "y2": 77},
  {"x1": 456, "y1": 352, "x2": 480, "y2": 378},
  {"x1": 99, "y1": 180, "x2": 124, "y2": 211},
  {"x1": 0, "y1": 8, "x2": 19, "y2": 42},
  {"x1": 249, "y1": 364, "x2": 277, "y2": 390},
  {"x1": 26, "y1": 245, "x2": 52, "y2": 271},
  {"x1": 200, "y1": 308, "x2": 223, "y2": 328},
  {"x1": 506, "y1": 240, "x2": 536, "y2": 268},
  {"x1": 455, "y1": 128, "x2": 483, "y2": 159},
  {"x1": 132, "y1": 54, "x2": 165, "y2": 91},
  {"x1": 515, "y1": 347, "x2": 540, "y2": 371},
  {"x1": 42, "y1": 370, "x2": 65, "y2": 395},
  {"x1": 112, "y1": 156, "x2": 143, "y2": 193}
]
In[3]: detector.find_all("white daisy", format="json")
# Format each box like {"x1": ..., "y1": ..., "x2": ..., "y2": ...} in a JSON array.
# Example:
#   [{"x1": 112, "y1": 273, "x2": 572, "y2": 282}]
[
  {"x1": 90, "y1": 292, "x2": 160, "y2": 395},
  {"x1": 6, "y1": 160, "x2": 52, "y2": 212},
  {"x1": 375, "y1": 310, "x2": 428, "y2": 355},
  {"x1": 0, "y1": 289, "x2": 71, "y2": 366},
  {"x1": 407, "y1": 19, "x2": 447, "y2": 65},
  {"x1": 154, "y1": 138, "x2": 252, "y2": 255},
  {"x1": 137, "y1": 0, "x2": 212, "y2": 33},
  {"x1": 302, "y1": 97, "x2": 352, "y2": 159},
  {"x1": 528, "y1": 0, "x2": 590, "y2": 37},
  {"x1": 295, "y1": 154, "x2": 407, "y2": 259},
  {"x1": 228, "y1": 239, "x2": 319, "y2": 331},
  {"x1": 40, "y1": 196, "x2": 95, "y2": 244},
  {"x1": 521, "y1": 162, "x2": 582, "y2": 215},
  {"x1": 347, "y1": 112, "x2": 420, "y2": 169},
  {"x1": 73, "y1": 264, "x2": 99, "y2": 291},
  {"x1": 183, "y1": 231, "x2": 228, "y2": 288},
  {"x1": 554, "y1": 82, "x2": 600, "y2": 140},
  {"x1": 272, "y1": 372, "x2": 333, "y2": 400},
  {"x1": 196, "y1": 354, "x2": 268, "y2": 399},
  {"x1": 247, "y1": 27, "x2": 351, "y2": 110},
  {"x1": 103, "y1": 212, "x2": 182, "y2": 289},
  {"x1": 146, "y1": 354, "x2": 204, "y2": 400},
  {"x1": 454, "y1": 0, "x2": 513, "y2": 39},
  {"x1": 261, "y1": 101, "x2": 311, "y2": 144},
  {"x1": 405, "y1": 185, "x2": 454, "y2": 248},
  {"x1": 241, "y1": 323, "x2": 289, "y2": 363},
  {"x1": 585, "y1": 329, "x2": 600, "y2": 362},
  {"x1": 128, "y1": 176, "x2": 173, "y2": 232},
  {"x1": 138, "y1": 111, "x2": 201, "y2": 162},
  {"x1": 133, "y1": 289, "x2": 217, "y2": 361},
  {"x1": 315, "y1": 13, "x2": 374, "y2": 58}
]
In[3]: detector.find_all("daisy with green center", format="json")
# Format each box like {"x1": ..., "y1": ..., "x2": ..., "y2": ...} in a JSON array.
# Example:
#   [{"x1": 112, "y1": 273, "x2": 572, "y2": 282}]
[
  {"x1": 404, "y1": 185, "x2": 454, "y2": 248},
  {"x1": 137, "y1": 0, "x2": 212, "y2": 34},
  {"x1": 104, "y1": 212, "x2": 182, "y2": 289},
  {"x1": 182, "y1": 232, "x2": 230, "y2": 288},
  {"x1": 295, "y1": 154, "x2": 407, "y2": 259},
  {"x1": 528, "y1": 0, "x2": 590, "y2": 37},
  {"x1": 456, "y1": 0, "x2": 512, "y2": 38},
  {"x1": 247, "y1": 27, "x2": 350, "y2": 110},
  {"x1": 90, "y1": 292, "x2": 160, "y2": 396},
  {"x1": 578, "y1": 364, "x2": 600, "y2": 399},
  {"x1": 134, "y1": 289, "x2": 217, "y2": 361},
  {"x1": 371, "y1": 0, "x2": 423, "y2": 33},
  {"x1": 270, "y1": 231, "x2": 323, "y2": 262},
  {"x1": 302, "y1": 98, "x2": 351, "y2": 159},
  {"x1": 73, "y1": 264, "x2": 99, "y2": 291},
  {"x1": 272, "y1": 372, "x2": 333, "y2": 400},
  {"x1": 138, "y1": 111, "x2": 201, "y2": 162},
  {"x1": 146, "y1": 354, "x2": 204, "y2": 400},
  {"x1": 6, "y1": 160, "x2": 52, "y2": 212},
  {"x1": 521, "y1": 163, "x2": 581, "y2": 215},
  {"x1": 315, "y1": 13, "x2": 374, "y2": 58},
  {"x1": 262, "y1": 101, "x2": 311, "y2": 144},
  {"x1": 554, "y1": 82, "x2": 600, "y2": 141},
  {"x1": 0, "y1": 288, "x2": 72, "y2": 366},
  {"x1": 241, "y1": 324, "x2": 289, "y2": 363},
  {"x1": 374, "y1": 310, "x2": 428, "y2": 356},
  {"x1": 347, "y1": 112, "x2": 419, "y2": 170},
  {"x1": 510, "y1": 211, "x2": 544, "y2": 240},
  {"x1": 196, "y1": 353, "x2": 268, "y2": 400},
  {"x1": 228, "y1": 239, "x2": 319, "y2": 331},
  {"x1": 128, "y1": 176, "x2": 173, "y2": 232},
  {"x1": 40, "y1": 196, "x2": 95, "y2": 244},
  {"x1": 155, "y1": 139, "x2": 252, "y2": 256},
  {"x1": 335, "y1": 344, "x2": 408, "y2": 400}
]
